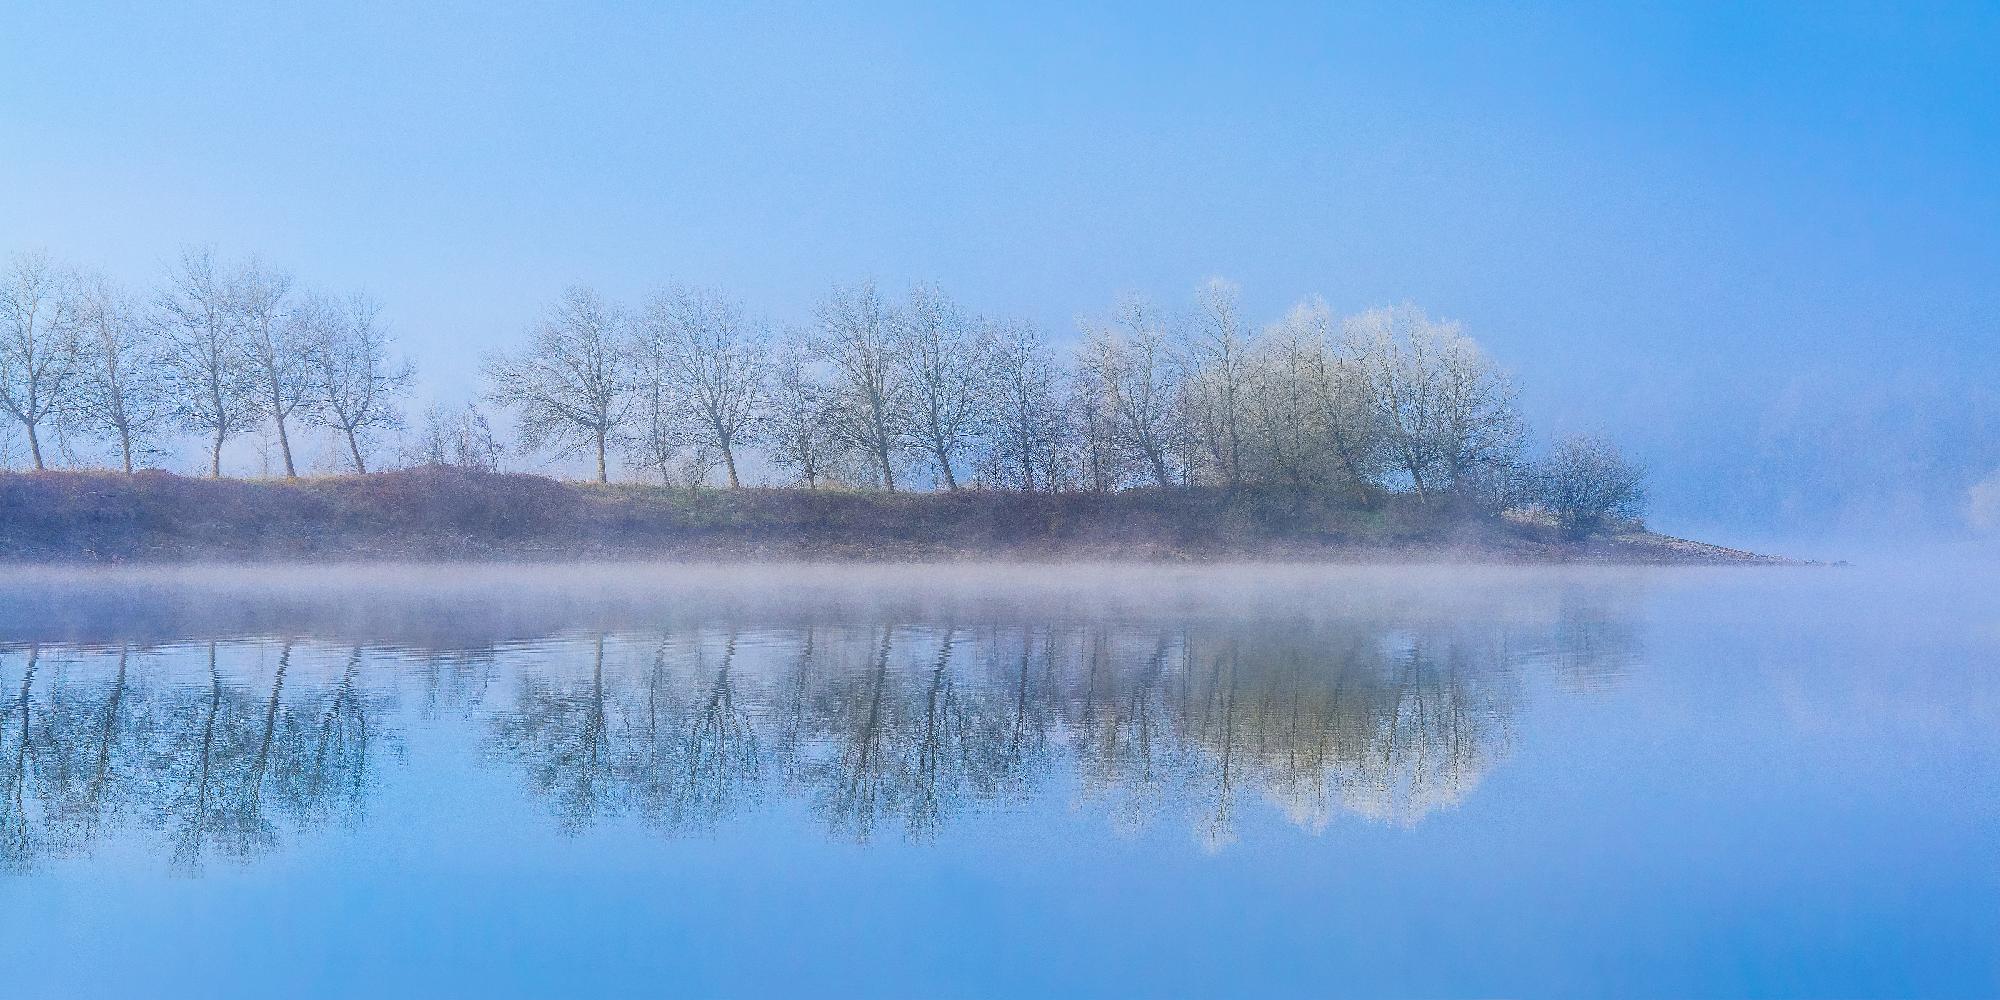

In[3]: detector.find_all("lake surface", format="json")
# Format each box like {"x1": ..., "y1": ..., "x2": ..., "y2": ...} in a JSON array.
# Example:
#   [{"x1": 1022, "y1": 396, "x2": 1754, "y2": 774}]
[{"x1": 1, "y1": 563, "x2": 1995, "y2": 998}]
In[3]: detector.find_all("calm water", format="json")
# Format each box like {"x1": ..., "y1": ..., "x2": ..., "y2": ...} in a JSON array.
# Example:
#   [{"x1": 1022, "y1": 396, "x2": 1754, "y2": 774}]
[{"x1": 1, "y1": 563, "x2": 1995, "y2": 998}]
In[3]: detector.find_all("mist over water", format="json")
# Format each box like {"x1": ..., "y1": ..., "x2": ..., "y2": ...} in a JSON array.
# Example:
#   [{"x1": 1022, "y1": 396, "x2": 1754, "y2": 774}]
[{"x1": 2, "y1": 563, "x2": 1995, "y2": 997}]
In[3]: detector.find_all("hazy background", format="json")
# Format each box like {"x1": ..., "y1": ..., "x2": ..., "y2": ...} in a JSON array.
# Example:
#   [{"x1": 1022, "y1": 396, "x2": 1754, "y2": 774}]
[{"x1": 4, "y1": 2, "x2": 1996, "y2": 554}]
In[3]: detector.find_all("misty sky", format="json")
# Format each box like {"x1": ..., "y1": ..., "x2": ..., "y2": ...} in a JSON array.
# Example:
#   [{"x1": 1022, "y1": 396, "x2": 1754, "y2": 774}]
[{"x1": 4, "y1": 2, "x2": 1996, "y2": 545}]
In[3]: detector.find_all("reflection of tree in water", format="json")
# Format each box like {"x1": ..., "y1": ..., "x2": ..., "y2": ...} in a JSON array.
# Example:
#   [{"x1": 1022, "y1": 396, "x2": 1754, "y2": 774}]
[
  {"x1": 489, "y1": 634, "x2": 617, "y2": 832},
  {"x1": 627, "y1": 630, "x2": 763, "y2": 835},
  {"x1": 488, "y1": 630, "x2": 770, "y2": 835},
  {"x1": 0, "y1": 641, "x2": 382, "y2": 874},
  {"x1": 811, "y1": 628, "x2": 896, "y2": 840},
  {"x1": 292, "y1": 649, "x2": 375, "y2": 833},
  {"x1": 412, "y1": 648, "x2": 500, "y2": 722},
  {"x1": 892, "y1": 629, "x2": 1021, "y2": 839},
  {"x1": 988, "y1": 628, "x2": 1060, "y2": 807},
  {"x1": 1069, "y1": 633, "x2": 1172, "y2": 837},
  {"x1": 795, "y1": 627, "x2": 1037, "y2": 842},
  {"x1": 1314, "y1": 633, "x2": 1511, "y2": 830},
  {"x1": 158, "y1": 641, "x2": 385, "y2": 872},
  {"x1": 487, "y1": 619, "x2": 1542, "y2": 847},
  {"x1": 1543, "y1": 588, "x2": 1647, "y2": 693},
  {"x1": 1056, "y1": 624, "x2": 1517, "y2": 848},
  {"x1": 1, "y1": 644, "x2": 46, "y2": 870},
  {"x1": 1, "y1": 598, "x2": 1636, "y2": 868}
]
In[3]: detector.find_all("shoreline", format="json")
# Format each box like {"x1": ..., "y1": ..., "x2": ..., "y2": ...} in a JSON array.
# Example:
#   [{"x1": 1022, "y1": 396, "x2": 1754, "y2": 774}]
[{"x1": 0, "y1": 467, "x2": 1800, "y2": 567}]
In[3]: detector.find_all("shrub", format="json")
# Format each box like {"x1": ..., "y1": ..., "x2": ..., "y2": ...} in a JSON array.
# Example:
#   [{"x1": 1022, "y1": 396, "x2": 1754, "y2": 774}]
[{"x1": 1536, "y1": 435, "x2": 1646, "y2": 538}]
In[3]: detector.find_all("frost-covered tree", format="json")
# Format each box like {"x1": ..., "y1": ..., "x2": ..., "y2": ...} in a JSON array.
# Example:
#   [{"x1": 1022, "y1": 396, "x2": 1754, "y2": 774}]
[
  {"x1": 0, "y1": 251, "x2": 81, "y2": 471},
  {"x1": 400, "y1": 402, "x2": 504, "y2": 472},
  {"x1": 816, "y1": 281, "x2": 903, "y2": 490},
  {"x1": 483, "y1": 286, "x2": 633, "y2": 483},
  {"x1": 636, "y1": 287, "x2": 767, "y2": 488},
  {"x1": 1346, "y1": 304, "x2": 1521, "y2": 501},
  {"x1": 1537, "y1": 434, "x2": 1646, "y2": 538},
  {"x1": 1078, "y1": 294, "x2": 1181, "y2": 489},
  {"x1": 157, "y1": 246, "x2": 253, "y2": 478},
  {"x1": 1244, "y1": 309, "x2": 1326, "y2": 492},
  {"x1": 979, "y1": 318, "x2": 1066, "y2": 491},
  {"x1": 764, "y1": 332, "x2": 847, "y2": 489},
  {"x1": 894, "y1": 283, "x2": 986, "y2": 490},
  {"x1": 232, "y1": 258, "x2": 308, "y2": 478},
  {"x1": 1180, "y1": 277, "x2": 1253, "y2": 487},
  {"x1": 622, "y1": 330, "x2": 698, "y2": 487},
  {"x1": 68, "y1": 273, "x2": 172, "y2": 472},
  {"x1": 1069, "y1": 385, "x2": 1122, "y2": 493},
  {"x1": 1247, "y1": 297, "x2": 1385, "y2": 496},
  {"x1": 302, "y1": 292, "x2": 411, "y2": 473}
]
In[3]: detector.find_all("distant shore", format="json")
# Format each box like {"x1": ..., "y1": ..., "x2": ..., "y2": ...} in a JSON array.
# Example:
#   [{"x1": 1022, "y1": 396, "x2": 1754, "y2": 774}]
[{"x1": 0, "y1": 467, "x2": 1794, "y2": 565}]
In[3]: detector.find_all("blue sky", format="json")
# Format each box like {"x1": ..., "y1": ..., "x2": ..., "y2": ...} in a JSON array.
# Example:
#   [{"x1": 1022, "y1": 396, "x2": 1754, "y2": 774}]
[{"x1": 4, "y1": 2, "x2": 1996, "y2": 542}]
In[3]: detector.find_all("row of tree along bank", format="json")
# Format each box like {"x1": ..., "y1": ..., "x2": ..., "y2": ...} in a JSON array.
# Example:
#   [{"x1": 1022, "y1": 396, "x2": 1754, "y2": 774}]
[{"x1": 2, "y1": 248, "x2": 1645, "y2": 538}]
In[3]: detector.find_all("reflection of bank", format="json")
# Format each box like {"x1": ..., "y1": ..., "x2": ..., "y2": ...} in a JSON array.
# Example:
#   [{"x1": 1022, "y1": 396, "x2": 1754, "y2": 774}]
[{"x1": 0, "y1": 604, "x2": 1638, "y2": 871}]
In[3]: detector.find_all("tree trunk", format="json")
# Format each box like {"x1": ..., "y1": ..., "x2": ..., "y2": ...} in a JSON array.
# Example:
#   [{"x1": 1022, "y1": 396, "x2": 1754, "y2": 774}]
[
  {"x1": 1225, "y1": 418, "x2": 1241, "y2": 486},
  {"x1": 935, "y1": 448, "x2": 958, "y2": 491},
  {"x1": 723, "y1": 446, "x2": 741, "y2": 488},
  {"x1": 273, "y1": 410, "x2": 296, "y2": 478},
  {"x1": 252, "y1": 644, "x2": 290, "y2": 786},
  {"x1": 13, "y1": 647, "x2": 37, "y2": 797},
  {"x1": 595, "y1": 430, "x2": 608, "y2": 484},
  {"x1": 119, "y1": 428, "x2": 134, "y2": 474},
  {"x1": 89, "y1": 648, "x2": 128, "y2": 814},
  {"x1": 877, "y1": 445, "x2": 896, "y2": 492},
  {"x1": 210, "y1": 431, "x2": 225, "y2": 479},
  {"x1": 1148, "y1": 451, "x2": 1171, "y2": 490},
  {"x1": 25, "y1": 422, "x2": 43, "y2": 471},
  {"x1": 346, "y1": 429, "x2": 367, "y2": 474}
]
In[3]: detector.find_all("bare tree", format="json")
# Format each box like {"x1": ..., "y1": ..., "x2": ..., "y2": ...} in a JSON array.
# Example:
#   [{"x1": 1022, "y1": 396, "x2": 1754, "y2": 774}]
[
  {"x1": 302, "y1": 292, "x2": 410, "y2": 474},
  {"x1": 979, "y1": 318, "x2": 1065, "y2": 491},
  {"x1": 1310, "y1": 310, "x2": 1392, "y2": 496},
  {"x1": 1537, "y1": 434, "x2": 1646, "y2": 538},
  {"x1": 816, "y1": 281, "x2": 903, "y2": 490},
  {"x1": 400, "y1": 402, "x2": 504, "y2": 472},
  {"x1": 1069, "y1": 386, "x2": 1121, "y2": 493},
  {"x1": 1181, "y1": 277, "x2": 1253, "y2": 487},
  {"x1": 764, "y1": 332, "x2": 846, "y2": 488},
  {"x1": 894, "y1": 283, "x2": 986, "y2": 490},
  {"x1": 483, "y1": 286, "x2": 632, "y2": 483},
  {"x1": 233, "y1": 258, "x2": 307, "y2": 478},
  {"x1": 0, "y1": 251, "x2": 81, "y2": 471},
  {"x1": 622, "y1": 333, "x2": 698, "y2": 487},
  {"x1": 68, "y1": 273, "x2": 172, "y2": 473},
  {"x1": 1243, "y1": 312, "x2": 1325, "y2": 492},
  {"x1": 157, "y1": 246, "x2": 252, "y2": 478},
  {"x1": 1346, "y1": 304, "x2": 1521, "y2": 501},
  {"x1": 637, "y1": 287, "x2": 767, "y2": 488},
  {"x1": 1078, "y1": 294, "x2": 1181, "y2": 489},
  {"x1": 1248, "y1": 297, "x2": 1385, "y2": 496}
]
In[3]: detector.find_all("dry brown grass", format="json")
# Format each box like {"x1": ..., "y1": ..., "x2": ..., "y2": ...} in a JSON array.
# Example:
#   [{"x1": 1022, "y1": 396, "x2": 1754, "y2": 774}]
[{"x1": 0, "y1": 467, "x2": 1776, "y2": 564}]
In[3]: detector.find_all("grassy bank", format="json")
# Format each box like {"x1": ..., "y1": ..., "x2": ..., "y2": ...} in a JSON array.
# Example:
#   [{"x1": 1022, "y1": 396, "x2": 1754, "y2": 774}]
[{"x1": 0, "y1": 467, "x2": 1783, "y2": 564}]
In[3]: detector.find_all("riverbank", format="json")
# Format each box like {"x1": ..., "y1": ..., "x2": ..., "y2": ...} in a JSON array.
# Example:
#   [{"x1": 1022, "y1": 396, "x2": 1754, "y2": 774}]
[{"x1": 0, "y1": 467, "x2": 1791, "y2": 564}]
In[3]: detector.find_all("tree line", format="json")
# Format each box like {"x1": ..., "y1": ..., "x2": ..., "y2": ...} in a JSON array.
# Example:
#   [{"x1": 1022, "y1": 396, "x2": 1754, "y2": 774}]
[
  {"x1": 0, "y1": 248, "x2": 407, "y2": 478},
  {"x1": 2, "y1": 248, "x2": 1646, "y2": 536}
]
